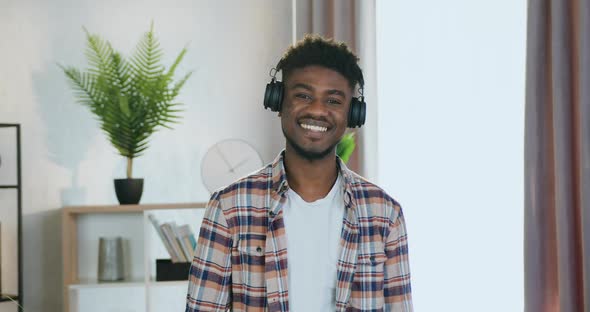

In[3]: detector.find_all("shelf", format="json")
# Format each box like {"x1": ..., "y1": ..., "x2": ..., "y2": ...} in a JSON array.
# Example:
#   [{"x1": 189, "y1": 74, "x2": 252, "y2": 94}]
[
  {"x1": 69, "y1": 285, "x2": 146, "y2": 312},
  {"x1": 69, "y1": 277, "x2": 144, "y2": 289},
  {"x1": 62, "y1": 203, "x2": 207, "y2": 312},
  {"x1": 0, "y1": 185, "x2": 18, "y2": 189},
  {"x1": 0, "y1": 294, "x2": 19, "y2": 302},
  {"x1": 147, "y1": 279, "x2": 189, "y2": 287},
  {"x1": 64, "y1": 203, "x2": 205, "y2": 215}
]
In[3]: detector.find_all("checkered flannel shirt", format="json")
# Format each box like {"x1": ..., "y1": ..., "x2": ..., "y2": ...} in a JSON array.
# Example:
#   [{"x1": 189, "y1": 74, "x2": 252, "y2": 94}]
[{"x1": 186, "y1": 151, "x2": 413, "y2": 311}]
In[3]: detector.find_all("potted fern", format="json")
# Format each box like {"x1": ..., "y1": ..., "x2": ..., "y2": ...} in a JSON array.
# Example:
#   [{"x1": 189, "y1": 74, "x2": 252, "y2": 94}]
[{"x1": 61, "y1": 24, "x2": 191, "y2": 204}]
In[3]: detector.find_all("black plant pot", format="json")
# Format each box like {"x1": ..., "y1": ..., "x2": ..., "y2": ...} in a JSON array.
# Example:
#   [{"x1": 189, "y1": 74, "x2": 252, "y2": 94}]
[{"x1": 114, "y1": 178, "x2": 144, "y2": 205}]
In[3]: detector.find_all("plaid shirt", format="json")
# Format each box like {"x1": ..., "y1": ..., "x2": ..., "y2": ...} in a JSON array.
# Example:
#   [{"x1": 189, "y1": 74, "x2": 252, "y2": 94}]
[{"x1": 186, "y1": 151, "x2": 413, "y2": 311}]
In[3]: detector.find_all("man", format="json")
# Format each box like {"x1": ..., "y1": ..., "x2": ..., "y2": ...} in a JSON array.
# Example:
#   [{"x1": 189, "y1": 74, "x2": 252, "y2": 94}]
[{"x1": 186, "y1": 35, "x2": 412, "y2": 312}]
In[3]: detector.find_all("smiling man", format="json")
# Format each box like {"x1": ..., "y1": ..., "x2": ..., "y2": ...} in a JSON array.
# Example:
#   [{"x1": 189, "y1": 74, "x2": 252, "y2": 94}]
[{"x1": 186, "y1": 35, "x2": 413, "y2": 312}]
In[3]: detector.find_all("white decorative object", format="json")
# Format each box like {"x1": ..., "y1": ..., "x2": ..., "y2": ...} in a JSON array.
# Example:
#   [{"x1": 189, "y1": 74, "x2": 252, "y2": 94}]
[{"x1": 201, "y1": 139, "x2": 263, "y2": 193}]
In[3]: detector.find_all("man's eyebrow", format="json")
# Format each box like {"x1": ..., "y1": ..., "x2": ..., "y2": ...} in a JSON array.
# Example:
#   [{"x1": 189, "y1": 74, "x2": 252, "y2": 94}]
[
  {"x1": 326, "y1": 89, "x2": 346, "y2": 97},
  {"x1": 290, "y1": 83, "x2": 314, "y2": 91},
  {"x1": 290, "y1": 83, "x2": 346, "y2": 97}
]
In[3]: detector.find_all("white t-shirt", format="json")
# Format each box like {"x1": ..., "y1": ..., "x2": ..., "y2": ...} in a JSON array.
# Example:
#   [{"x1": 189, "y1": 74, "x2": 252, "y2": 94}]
[{"x1": 282, "y1": 174, "x2": 345, "y2": 311}]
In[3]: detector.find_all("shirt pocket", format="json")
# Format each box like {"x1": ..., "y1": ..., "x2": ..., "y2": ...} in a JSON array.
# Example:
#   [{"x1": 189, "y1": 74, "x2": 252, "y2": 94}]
[
  {"x1": 237, "y1": 237, "x2": 266, "y2": 257},
  {"x1": 233, "y1": 236, "x2": 266, "y2": 287},
  {"x1": 349, "y1": 248, "x2": 387, "y2": 310},
  {"x1": 357, "y1": 252, "x2": 387, "y2": 266},
  {"x1": 355, "y1": 251, "x2": 387, "y2": 282}
]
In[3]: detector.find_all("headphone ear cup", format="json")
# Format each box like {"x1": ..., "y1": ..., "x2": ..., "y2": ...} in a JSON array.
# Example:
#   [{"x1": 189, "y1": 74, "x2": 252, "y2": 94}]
[
  {"x1": 264, "y1": 80, "x2": 284, "y2": 112},
  {"x1": 348, "y1": 97, "x2": 366, "y2": 128}
]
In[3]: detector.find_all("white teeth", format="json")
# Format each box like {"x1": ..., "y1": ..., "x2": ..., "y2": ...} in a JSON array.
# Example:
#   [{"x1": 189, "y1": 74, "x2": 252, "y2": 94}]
[{"x1": 300, "y1": 123, "x2": 328, "y2": 132}]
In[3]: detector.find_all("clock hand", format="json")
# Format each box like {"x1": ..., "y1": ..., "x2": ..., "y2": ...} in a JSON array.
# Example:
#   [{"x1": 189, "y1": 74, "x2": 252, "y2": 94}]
[
  {"x1": 229, "y1": 157, "x2": 250, "y2": 171},
  {"x1": 215, "y1": 144, "x2": 235, "y2": 173}
]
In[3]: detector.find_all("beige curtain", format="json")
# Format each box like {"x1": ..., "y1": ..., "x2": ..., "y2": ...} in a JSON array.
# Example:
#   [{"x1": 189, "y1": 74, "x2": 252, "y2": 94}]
[
  {"x1": 525, "y1": 0, "x2": 590, "y2": 311},
  {"x1": 295, "y1": 0, "x2": 376, "y2": 177}
]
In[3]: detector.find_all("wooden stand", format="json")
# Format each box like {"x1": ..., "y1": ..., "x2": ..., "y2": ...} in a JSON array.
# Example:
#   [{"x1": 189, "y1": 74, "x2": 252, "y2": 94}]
[{"x1": 62, "y1": 203, "x2": 206, "y2": 312}]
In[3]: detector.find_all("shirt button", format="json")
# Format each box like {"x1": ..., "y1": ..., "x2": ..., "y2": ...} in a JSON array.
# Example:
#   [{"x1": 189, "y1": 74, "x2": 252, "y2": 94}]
[
  {"x1": 369, "y1": 256, "x2": 376, "y2": 262},
  {"x1": 256, "y1": 246, "x2": 262, "y2": 253},
  {"x1": 269, "y1": 211, "x2": 276, "y2": 217}
]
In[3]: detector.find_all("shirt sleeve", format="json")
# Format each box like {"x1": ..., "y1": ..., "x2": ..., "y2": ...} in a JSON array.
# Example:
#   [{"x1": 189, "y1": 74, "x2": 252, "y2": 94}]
[
  {"x1": 186, "y1": 192, "x2": 233, "y2": 311},
  {"x1": 383, "y1": 206, "x2": 413, "y2": 311}
]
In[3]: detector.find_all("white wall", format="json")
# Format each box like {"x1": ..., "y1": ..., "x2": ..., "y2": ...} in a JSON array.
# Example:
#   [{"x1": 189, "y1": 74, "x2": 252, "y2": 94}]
[
  {"x1": 0, "y1": 0, "x2": 291, "y2": 310},
  {"x1": 376, "y1": 1, "x2": 526, "y2": 311}
]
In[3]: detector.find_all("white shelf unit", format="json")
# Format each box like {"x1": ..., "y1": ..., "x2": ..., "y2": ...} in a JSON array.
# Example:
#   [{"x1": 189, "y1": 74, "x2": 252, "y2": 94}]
[
  {"x1": 62, "y1": 203, "x2": 207, "y2": 312},
  {"x1": 144, "y1": 208, "x2": 206, "y2": 311}
]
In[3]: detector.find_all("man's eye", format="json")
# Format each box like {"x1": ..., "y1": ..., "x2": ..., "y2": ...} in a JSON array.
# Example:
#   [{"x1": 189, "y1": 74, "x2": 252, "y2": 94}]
[
  {"x1": 295, "y1": 94, "x2": 312, "y2": 100},
  {"x1": 327, "y1": 98, "x2": 342, "y2": 105}
]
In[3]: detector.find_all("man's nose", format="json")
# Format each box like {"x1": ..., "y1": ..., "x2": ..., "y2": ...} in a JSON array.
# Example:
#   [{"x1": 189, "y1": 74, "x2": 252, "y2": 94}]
[{"x1": 306, "y1": 97, "x2": 329, "y2": 117}]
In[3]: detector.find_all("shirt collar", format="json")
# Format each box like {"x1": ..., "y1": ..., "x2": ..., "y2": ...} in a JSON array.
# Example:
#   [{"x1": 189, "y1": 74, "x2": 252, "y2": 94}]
[{"x1": 270, "y1": 149, "x2": 356, "y2": 208}]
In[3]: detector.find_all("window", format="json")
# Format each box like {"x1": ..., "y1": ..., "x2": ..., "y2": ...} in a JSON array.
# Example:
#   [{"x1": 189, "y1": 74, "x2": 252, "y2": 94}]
[{"x1": 375, "y1": 1, "x2": 526, "y2": 311}]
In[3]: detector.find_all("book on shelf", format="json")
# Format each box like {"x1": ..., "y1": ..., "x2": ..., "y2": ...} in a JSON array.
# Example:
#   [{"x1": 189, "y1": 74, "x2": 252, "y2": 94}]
[
  {"x1": 160, "y1": 222, "x2": 187, "y2": 262},
  {"x1": 148, "y1": 214, "x2": 198, "y2": 263},
  {"x1": 171, "y1": 223, "x2": 193, "y2": 261},
  {"x1": 177, "y1": 224, "x2": 196, "y2": 260},
  {"x1": 147, "y1": 214, "x2": 181, "y2": 263}
]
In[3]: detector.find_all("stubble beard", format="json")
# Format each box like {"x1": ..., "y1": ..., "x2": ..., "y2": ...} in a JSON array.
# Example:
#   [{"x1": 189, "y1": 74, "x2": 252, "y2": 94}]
[{"x1": 282, "y1": 126, "x2": 338, "y2": 161}]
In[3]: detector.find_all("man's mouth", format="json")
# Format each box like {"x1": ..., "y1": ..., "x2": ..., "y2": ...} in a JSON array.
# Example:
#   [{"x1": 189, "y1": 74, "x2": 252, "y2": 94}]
[{"x1": 299, "y1": 123, "x2": 328, "y2": 132}]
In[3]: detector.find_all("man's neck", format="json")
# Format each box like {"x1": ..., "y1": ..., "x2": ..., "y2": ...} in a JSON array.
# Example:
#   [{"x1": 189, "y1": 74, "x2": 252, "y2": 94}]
[{"x1": 283, "y1": 147, "x2": 339, "y2": 203}]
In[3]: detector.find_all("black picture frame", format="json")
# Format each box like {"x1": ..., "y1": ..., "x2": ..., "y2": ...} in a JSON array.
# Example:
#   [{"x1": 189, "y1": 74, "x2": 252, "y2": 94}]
[{"x1": 0, "y1": 124, "x2": 22, "y2": 312}]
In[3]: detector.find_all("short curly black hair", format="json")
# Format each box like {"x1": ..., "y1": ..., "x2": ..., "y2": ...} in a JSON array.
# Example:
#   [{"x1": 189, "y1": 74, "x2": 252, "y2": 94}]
[{"x1": 276, "y1": 34, "x2": 364, "y2": 91}]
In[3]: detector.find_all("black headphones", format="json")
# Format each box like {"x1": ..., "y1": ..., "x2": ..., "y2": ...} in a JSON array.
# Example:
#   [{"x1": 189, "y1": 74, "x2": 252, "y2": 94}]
[{"x1": 263, "y1": 67, "x2": 366, "y2": 128}]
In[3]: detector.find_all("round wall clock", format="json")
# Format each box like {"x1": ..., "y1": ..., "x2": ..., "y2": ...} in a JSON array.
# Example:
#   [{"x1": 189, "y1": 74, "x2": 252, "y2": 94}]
[{"x1": 201, "y1": 139, "x2": 264, "y2": 193}]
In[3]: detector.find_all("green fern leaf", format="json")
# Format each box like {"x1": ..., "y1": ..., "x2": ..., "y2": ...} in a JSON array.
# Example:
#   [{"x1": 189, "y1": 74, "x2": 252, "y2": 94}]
[{"x1": 61, "y1": 24, "x2": 191, "y2": 177}]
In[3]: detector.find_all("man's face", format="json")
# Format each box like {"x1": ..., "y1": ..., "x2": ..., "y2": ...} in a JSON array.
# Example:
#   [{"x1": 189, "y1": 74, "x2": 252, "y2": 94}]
[{"x1": 280, "y1": 65, "x2": 352, "y2": 160}]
